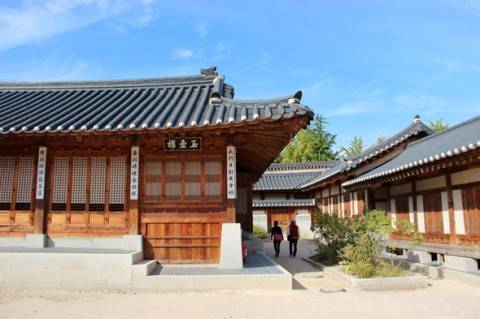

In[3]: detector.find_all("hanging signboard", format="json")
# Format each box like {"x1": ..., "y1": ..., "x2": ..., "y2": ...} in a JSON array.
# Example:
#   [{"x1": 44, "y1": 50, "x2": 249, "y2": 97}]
[
  {"x1": 164, "y1": 137, "x2": 202, "y2": 151},
  {"x1": 226, "y1": 145, "x2": 237, "y2": 199},
  {"x1": 35, "y1": 146, "x2": 47, "y2": 200},
  {"x1": 130, "y1": 146, "x2": 139, "y2": 200}
]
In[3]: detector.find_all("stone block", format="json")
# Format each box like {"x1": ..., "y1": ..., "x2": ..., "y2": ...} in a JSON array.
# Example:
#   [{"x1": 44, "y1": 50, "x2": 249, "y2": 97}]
[
  {"x1": 406, "y1": 250, "x2": 432, "y2": 264},
  {"x1": 0, "y1": 237, "x2": 26, "y2": 247},
  {"x1": 48, "y1": 237, "x2": 94, "y2": 248},
  {"x1": 51, "y1": 253, "x2": 96, "y2": 270},
  {"x1": 122, "y1": 235, "x2": 143, "y2": 252},
  {"x1": 95, "y1": 253, "x2": 133, "y2": 269},
  {"x1": 132, "y1": 260, "x2": 157, "y2": 276},
  {"x1": 25, "y1": 234, "x2": 46, "y2": 248},
  {"x1": 61, "y1": 269, "x2": 107, "y2": 287},
  {"x1": 93, "y1": 238, "x2": 122, "y2": 250},
  {"x1": 11, "y1": 253, "x2": 48, "y2": 269},
  {"x1": 444, "y1": 255, "x2": 479, "y2": 273},
  {"x1": 4, "y1": 269, "x2": 62, "y2": 286},
  {"x1": 0, "y1": 253, "x2": 12, "y2": 268},
  {"x1": 219, "y1": 223, "x2": 243, "y2": 269},
  {"x1": 106, "y1": 270, "x2": 132, "y2": 286}
]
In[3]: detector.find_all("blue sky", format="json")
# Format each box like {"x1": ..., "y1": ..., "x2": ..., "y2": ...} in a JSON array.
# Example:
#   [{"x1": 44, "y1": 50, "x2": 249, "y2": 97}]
[{"x1": 1, "y1": 0, "x2": 479, "y2": 148}]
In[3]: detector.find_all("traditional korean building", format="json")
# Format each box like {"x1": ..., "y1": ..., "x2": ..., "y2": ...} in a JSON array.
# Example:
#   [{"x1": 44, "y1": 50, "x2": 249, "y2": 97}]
[
  {"x1": 342, "y1": 115, "x2": 480, "y2": 272},
  {"x1": 0, "y1": 67, "x2": 313, "y2": 264},
  {"x1": 302, "y1": 116, "x2": 432, "y2": 217},
  {"x1": 252, "y1": 161, "x2": 334, "y2": 238}
]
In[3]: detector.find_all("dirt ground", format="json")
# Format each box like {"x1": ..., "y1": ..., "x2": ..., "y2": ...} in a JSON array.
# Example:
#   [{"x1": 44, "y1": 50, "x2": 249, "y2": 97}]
[{"x1": 1, "y1": 240, "x2": 480, "y2": 319}]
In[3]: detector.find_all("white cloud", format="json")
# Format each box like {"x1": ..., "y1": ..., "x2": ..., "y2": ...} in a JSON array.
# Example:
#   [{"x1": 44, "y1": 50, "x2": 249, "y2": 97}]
[
  {"x1": 0, "y1": 0, "x2": 158, "y2": 52},
  {"x1": 443, "y1": 0, "x2": 480, "y2": 15},
  {"x1": 195, "y1": 22, "x2": 207, "y2": 38},
  {"x1": 326, "y1": 104, "x2": 369, "y2": 117},
  {"x1": 1, "y1": 54, "x2": 101, "y2": 81},
  {"x1": 173, "y1": 48, "x2": 194, "y2": 59}
]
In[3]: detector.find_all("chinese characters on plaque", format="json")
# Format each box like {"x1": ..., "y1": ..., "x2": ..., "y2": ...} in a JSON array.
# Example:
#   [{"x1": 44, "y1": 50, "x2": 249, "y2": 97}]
[
  {"x1": 226, "y1": 145, "x2": 237, "y2": 199},
  {"x1": 35, "y1": 146, "x2": 47, "y2": 199},
  {"x1": 164, "y1": 137, "x2": 202, "y2": 151},
  {"x1": 130, "y1": 146, "x2": 139, "y2": 200}
]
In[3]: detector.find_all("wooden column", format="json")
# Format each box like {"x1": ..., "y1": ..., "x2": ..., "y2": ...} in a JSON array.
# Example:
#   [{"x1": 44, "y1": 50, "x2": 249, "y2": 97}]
[
  {"x1": 412, "y1": 180, "x2": 419, "y2": 230},
  {"x1": 446, "y1": 172, "x2": 457, "y2": 245},
  {"x1": 226, "y1": 145, "x2": 237, "y2": 223},
  {"x1": 33, "y1": 146, "x2": 47, "y2": 234},
  {"x1": 129, "y1": 145, "x2": 140, "y2": 235}
]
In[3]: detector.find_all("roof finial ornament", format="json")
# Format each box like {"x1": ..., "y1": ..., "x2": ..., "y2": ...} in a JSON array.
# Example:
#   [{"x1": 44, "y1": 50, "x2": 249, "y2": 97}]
[
  {"x1": 413, "y1": 114, "x2": 421, "y2": 123},
  {"x1": 200, "y1": 66, "x2": 218, "y2": 77}
]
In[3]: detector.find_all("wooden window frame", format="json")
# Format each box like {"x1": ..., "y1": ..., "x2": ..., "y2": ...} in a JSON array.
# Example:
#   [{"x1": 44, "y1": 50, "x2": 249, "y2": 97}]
[
  {"x1": 142, "y1": 154, "x2": 224, "y2": 206},
  {"x1": 49, "y1": 154, "x2": 128, "y2": 215}
]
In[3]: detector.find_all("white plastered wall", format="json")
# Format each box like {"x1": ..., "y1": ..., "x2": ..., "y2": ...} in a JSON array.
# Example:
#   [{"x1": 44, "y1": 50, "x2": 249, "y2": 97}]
[
  {"x1": 451, "y1": 167, "x2": 480, "y2": 186},
  {"x1": 416, "y1": 175, "x2": 446, "y2": 192},
  {"x1": 390, "y1": 198, "x2": 397, "y2": 228},
  {"x1": 390, "y1": 183, "x2": 412, "y2": 196},
  {"x1": 440, "y1": 191, "x2": 450, "y2": 234},
  {"x1": 416, "y1": 195, "x2": 426, "y2": 233},
  {"x1": 452, "y1": 189, "x2": 466, "y2": 235}
]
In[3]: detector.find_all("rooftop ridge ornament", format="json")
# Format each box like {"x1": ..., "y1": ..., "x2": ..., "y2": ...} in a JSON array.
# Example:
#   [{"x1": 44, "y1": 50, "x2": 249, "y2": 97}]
[{"x1": 200, "y1": 66, "x2": 218, "y2": 77}]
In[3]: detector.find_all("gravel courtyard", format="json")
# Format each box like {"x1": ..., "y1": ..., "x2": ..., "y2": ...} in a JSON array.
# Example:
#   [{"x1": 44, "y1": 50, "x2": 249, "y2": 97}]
[{"x1": 1, "y1": 240, "x2": 480, "y2": 319}]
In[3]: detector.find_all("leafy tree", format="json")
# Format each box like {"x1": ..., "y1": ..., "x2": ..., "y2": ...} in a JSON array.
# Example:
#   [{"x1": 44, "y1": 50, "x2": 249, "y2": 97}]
[
  {"x1": 276, "y1": 115, "x2": 338, "y2": 163},
  {"x1": 340, "y1": 136, "x2": 365, "y2": 157},
  {"x1": 428, "y1": 119, "x2": 448, "y2": 132},
  {"x1": 376, "y1": 136, "x2": 386, "y2": 145}
]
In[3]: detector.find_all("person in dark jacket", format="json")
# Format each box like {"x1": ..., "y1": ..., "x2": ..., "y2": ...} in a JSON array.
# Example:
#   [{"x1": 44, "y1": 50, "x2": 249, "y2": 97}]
[
  {"x1": 270, "y1": 220, "x2": 283, "y2": 257},
  {"x1": 288, "y1": 220, "x2": 300, "y2": 257}
]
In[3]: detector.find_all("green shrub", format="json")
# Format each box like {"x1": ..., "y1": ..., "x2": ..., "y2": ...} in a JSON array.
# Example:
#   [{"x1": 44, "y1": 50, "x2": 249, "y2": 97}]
[
  {"x1": 253, "y1": 225, "x2": 268, "y2": 239},
  {"x1": 339, "y1": 210, "x2": 421, "y2": 278},
  {"x1": 311, "y1": 211, "x2": 353, "y2": 264}
]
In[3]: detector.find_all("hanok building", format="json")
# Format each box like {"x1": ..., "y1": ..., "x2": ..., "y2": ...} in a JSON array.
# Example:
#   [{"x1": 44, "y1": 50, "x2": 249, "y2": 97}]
[
  {"x1": 0, "y1": 67, "x2": 313, "y2": 265},
  {"x1": 302, "y1": 115, "x2": 480, "y2": 274},
  {"x1": 252, "y1": 161, "x2": 334, "y2": 238}
]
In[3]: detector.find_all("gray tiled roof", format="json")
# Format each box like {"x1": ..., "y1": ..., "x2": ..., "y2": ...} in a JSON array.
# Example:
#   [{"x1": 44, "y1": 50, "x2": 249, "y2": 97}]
[
  {"x1": 266, "y1": 161, "x2": 336, "y2": 171},
  {"x1": 253, "y1": 161, "x2": 334, "y2": 191},
  {"x1": 253, "y1": 172, "x2": 323, "y2": 191},
  {"x1": 252, "y1": 198, "x2": 315, "y2": 208},
  {"x1": 0, "y1": 68, "x2": 311, "y2": 134},
  {"x1": 343, "y1": 115, "x2": 480, "y2": 188},
  {"x1": 301, "y1": 118, "x2": 432, "y2": 188}
]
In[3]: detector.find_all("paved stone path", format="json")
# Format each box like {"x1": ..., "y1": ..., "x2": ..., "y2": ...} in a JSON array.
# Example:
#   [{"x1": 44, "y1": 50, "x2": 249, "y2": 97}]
[{"x1": 263, "y1": 239, "x2": 345, "y2": 291}]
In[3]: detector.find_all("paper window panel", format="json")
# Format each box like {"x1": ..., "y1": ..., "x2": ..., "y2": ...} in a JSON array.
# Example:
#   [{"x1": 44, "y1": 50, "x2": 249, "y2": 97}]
[
  {"x1": 144, "y1": 161, "x2": 162, "y2": 201},
  {"x1": 90, "y1": 157, "x2": 106, "y2": 210},
  {"x1": 185, "y1": 161, "x2": 201, "y2": 199},
  {"x1": 145, "y1": 161, "x2": 162, "y2": 176},
  {"x1": 165, "y1": 161, "x2": 181, "y2": 199},
  {"x1": 71, "y1": 157, "x2": 87, "y2": 211},
  {"x1": 109, "y1": 157, "x2": 126, "y2": 211},
  {"x1": 15, "y1": 157, "x2": 34, "y2": 210},
  {"x1": 204, "y1": 161, "x2": 221, "y2": 198},
  {"x1": 51, "y1": 158, "x2": 69, "y2": 211},
  {"x1": 0, "y1": 157, "x2": 15, "y2": 209}
]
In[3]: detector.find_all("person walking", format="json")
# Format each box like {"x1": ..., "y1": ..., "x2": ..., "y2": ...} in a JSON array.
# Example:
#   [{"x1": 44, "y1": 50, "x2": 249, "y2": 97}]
[
  {"x1": 288, "y1": 220, "x2": 300, "y2": 257},
  {"x1": 270, "y1": 220, "x2": 283, "y2": 257}
]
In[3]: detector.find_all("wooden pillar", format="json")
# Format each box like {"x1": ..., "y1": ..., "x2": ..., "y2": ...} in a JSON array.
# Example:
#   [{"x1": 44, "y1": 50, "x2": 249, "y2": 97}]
[
  {"x1": 446, "y1": 172, "x2": 457, "y2": 245},
  {"x1": 129, "y1": 145, "x2": 140, "y2": 235},
  {"x1": 412, "y1": 180, "x2": 419, "y2": 230},
  {"x1": 226, "y1": 145, "x2": 237, "y2": 222},
  {"x1": 33, "y1": 146, "x2": 47, "y2": 234}
]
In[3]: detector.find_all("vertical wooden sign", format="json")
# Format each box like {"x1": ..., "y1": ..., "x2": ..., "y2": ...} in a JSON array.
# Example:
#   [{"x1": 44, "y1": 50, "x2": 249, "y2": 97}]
[
  {"x1": 130, "y1": 146, "x2": 139, "y2": 200},
  {"x1": 226, "y1": 146, "x2": 237, "y2": 199},
  {"x1": 36, "y1": 146, "x2": 47, "y2": 199}
]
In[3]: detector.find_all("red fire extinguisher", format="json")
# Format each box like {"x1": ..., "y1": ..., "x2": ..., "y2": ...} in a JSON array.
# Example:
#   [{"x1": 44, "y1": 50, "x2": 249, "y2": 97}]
[{"x1": 242, "y1": 240, "x2": 247, "y2": 264}]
